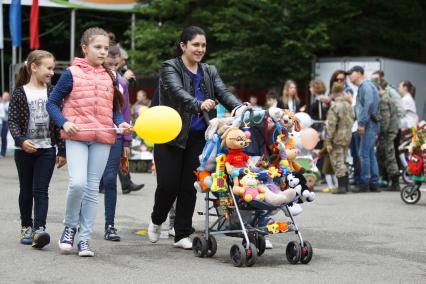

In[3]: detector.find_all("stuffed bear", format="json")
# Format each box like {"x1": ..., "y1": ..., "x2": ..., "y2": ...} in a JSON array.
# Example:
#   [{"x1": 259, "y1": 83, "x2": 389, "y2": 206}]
[
  {"x1": 233, "y1": 171, "x2": 266, "y2": 202},
  {"x1": 286, "y1": 172, "x2": 315, "y2": 203},
  {"x1": 221, "y1": 127, "x2": 256, "y2": 185}
]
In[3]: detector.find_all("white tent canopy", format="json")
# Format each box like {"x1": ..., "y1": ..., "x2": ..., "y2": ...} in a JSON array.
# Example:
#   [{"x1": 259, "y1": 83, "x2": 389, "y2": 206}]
[{"x1": 2, "y1": 0, "x2": 139, "y2": 10}]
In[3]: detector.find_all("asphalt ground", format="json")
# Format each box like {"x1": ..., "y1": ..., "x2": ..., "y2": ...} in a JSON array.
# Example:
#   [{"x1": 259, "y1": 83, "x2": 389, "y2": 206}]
[{"x1": 0, "y1": 155, "x2": 425, "y2": 284}]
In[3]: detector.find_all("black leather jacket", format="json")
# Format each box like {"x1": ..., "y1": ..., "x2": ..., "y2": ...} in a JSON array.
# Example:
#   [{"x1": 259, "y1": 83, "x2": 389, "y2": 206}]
[{"x1": 159, "y1": 57, "x2": 241, "y2": 149}]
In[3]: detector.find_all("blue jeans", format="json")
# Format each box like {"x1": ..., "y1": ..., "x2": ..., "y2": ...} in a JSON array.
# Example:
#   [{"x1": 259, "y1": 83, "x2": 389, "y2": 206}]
[
  {"x1": 102, "y1": 137, "x2": 122, "y2": 229},
  {"x1": 1, "y1": 120, "x2": 8, "y2": 156},
  {"x1": 350, "y1": 132, "x2": 361, "y2": 183},
  {"x1": 64, "y1": 140, "x2": 111, "y2": 242},
  {"x1": 358, "y1": 123, "x2": 379, "y2": 186},
  {"x1": 14, "y1": 147, "x2": 56, "y2": 228}
]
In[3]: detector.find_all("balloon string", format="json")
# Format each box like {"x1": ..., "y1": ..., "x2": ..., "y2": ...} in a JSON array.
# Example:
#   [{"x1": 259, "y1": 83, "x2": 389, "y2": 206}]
[{"x1": 79, "y1": 128, "x2": 132, "y2": 131}]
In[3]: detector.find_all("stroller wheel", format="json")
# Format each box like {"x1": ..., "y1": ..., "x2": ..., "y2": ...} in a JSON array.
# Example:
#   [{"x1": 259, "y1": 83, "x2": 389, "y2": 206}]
[
  {"x1": 206, "y1": 235, "x2": 217, "y2": 257},
  {"x1": 256, "y1": 235, "x2": 266, "y2": 256},
  {"x1": 286, "y1": 241, "x2": 302, "y2": 264},
  {"x1": 192, "y1": 235, "x2": 208, "y2": 258},
  {"x1": 241, "y1": 234, "x2": 265, "y2": 257},
  {"x1": 245, "y1": 243, "x2": 258, "y2": 267},
  {"x1": 300, "y1": 240, "x2": 313, "y2": 264},
  {"x1": 230, "y1": 243, "x2": 246, "y2": 267},
  {"x1": 401, "y1": 185, "x2": 421, "y2": 204}
]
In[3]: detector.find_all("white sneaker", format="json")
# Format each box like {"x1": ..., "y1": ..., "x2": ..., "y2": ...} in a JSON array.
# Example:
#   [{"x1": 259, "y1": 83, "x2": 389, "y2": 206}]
[
  {"x1": 148, "y1": 221, "x2": 162, "y2": 243},
  {"x1": 173, "y1": 237, "x2": 192, "y2": 249},
  {"x1": 168, "y1": 228, "x2": 175, "y2": 237},
  {"x1": 265, "y1": 238, "x2": 273, "y2": 249}
]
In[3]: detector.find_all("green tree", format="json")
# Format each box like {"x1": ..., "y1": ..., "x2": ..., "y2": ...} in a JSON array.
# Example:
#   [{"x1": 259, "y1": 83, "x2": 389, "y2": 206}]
[{"x1": 130, "y1": 0, "x2": 336, "y2": 88}]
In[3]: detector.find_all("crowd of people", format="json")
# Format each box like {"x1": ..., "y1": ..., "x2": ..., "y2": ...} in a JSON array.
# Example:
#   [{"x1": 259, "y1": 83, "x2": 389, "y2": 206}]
[
  {"x1": 5, "y1": 24, "x2": 420, "y2": 257},
  {"x1": 255, "y1": 66, "x2": 419, "y2": 194}
]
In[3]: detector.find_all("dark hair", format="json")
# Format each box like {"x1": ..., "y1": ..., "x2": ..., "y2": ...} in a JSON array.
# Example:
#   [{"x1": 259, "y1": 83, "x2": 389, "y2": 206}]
[
  {"x1": 372, "y1": 70, "x2": 385, "y2": 79},
  {"x1": 329, "y1": 70, "x2": 346, "y2": 93},
  {"x1": 265, "y1": 88, "x2": 280, "y2": 100},
  {"x1": 80, "y1": 27, "x2": 124, "y2": 112},
  {"x1": 15, "y1": 50, "x2": 55, "y2": 88},
  {"x1": 173, "y1": 26, "x2": 206, "y2": 57},
  {"x1": 401, "y1": 80, "x2": 416, "y2": 97}
]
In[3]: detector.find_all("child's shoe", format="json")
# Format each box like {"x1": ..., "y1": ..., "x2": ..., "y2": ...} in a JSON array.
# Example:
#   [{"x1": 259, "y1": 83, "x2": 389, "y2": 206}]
[
  {"x1": 265, "y1": 238, "x2": 273, "y2": 249},
  {"x1": 104, "y1": 225, "x2": 121, "y2": 242},
  {"x1": 322, "y1": 187, "x2": 336, "y2": 193},
  {"x1": 32, "y1": 227, "x2": 50, "y2": 249},
  {"x1": 58, "y1": 226, "x2": 77, "y2": 252},
  {"x1": 173, "y1": 237, "x2": 192, "y2": 249},
  {"x1": 77, "y1": 240, "x2": 95, "y2": 257},
  {"x1": 148, "y1": 220, "x2": 162, "y2": 243},
  {"x1": 20, "y1": 226, "x2": 33, "y2": 245}
]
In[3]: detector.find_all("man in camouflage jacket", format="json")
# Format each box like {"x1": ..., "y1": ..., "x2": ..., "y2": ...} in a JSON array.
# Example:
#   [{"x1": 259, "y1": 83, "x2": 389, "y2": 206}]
[
  {"x1": 377, "y1": 80, "x2": 400, "y2": 191},
  {"x1": 326, "y1": 83, "x2": 355, "y2": 194}
]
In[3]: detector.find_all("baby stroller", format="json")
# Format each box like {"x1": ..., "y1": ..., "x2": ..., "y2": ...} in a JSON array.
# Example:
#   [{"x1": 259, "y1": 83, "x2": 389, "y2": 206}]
[
  {"x1": 192, "y1": 107, "x2": 314, "y2": 267},
  {"x1": 401, "y1": 126, "x2": 426, "y2": 204},
  {"x1": 401, "y1": 151, "x2": 426, "y2": 204}
]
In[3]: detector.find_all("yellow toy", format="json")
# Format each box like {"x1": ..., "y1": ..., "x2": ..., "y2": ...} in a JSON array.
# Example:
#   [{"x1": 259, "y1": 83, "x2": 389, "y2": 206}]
[
  {"x1": 211, "y1": 154, "x2": 231, "y2": 219},
  {"x1": 232, "y1": 169, "x2": 266, "y2": 202}
]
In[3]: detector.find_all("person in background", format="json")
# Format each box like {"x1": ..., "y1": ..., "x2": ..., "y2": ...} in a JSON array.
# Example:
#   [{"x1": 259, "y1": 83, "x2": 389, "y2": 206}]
[
  {"x1": 330, "y1": 70, "x2": 359, "y2": 185},
  {"x1": 265, "y1": 88, "x2": 281, "y2": 109},
  {"x1": 370, "y1": 70, "x2": 404, "y2": 185},
  {"x1": 281, "y1": 80, "x2": 305, "y2": 112},
  {"x1": 100, "y1": 45, "x2": 139, "y2": 242},
  {"x1": 325, "y1": 83, "x2": 355, "y2": 194},
  {"x1": 377, "y1": 80, "x2": 400, "y2": 191},
  {"x1": 248, "y1": 95, "x2": 262, "y2": 110},
  {"x1": 108, "y1": 32, "x2": 136, "y2": 86},
  {"x1": 309, "y1": 79, "x2": 329, "y2": 132},
  {"x1": 133, "y1": 89, "x2": 151, "y2": 117},
  {"x1": 347, "y1": 66, "x2": 381, "y2": 193},
  {"x1": 106, "y1": 33, "x2": 144, "y2": 194},
  {"x1": 0, "y1": 91, "x2": 10, "y2": 157},
  {"x1": 398, "y1": 80, "x2": 417, "y2": 129}
]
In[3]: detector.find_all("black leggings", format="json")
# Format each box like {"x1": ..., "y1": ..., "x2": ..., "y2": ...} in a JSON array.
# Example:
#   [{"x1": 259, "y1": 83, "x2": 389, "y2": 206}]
[
  {"x1": 151, "y1": 131, "x2": 205, "y2": 242},
  {"x1": 15, "y1": 147, "x2": 56, "y2": 228}
]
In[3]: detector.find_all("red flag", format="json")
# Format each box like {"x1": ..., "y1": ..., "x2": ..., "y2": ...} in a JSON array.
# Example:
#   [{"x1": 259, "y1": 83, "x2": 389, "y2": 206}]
[{"x1": 29, "y1": 0, "x2": 39, "y2": 49}]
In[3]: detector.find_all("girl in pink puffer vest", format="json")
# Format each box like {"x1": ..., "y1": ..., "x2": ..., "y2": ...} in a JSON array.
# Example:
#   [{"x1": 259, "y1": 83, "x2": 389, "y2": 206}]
[{"x1": 47, "y1": 27, "x2": 132, "y2": 257}]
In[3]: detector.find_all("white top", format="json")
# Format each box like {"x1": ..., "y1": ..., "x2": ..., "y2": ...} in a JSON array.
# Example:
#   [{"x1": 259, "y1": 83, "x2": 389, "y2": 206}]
[
  {"x1": 23, "y1": 85, "x2": 52, "y2": 149},
  {"x1": 400, "y1": 93, "x2": 417, "y2": 128},
  {"x1": 288, "y1": 99, "x2": 296, "y2": 112}
]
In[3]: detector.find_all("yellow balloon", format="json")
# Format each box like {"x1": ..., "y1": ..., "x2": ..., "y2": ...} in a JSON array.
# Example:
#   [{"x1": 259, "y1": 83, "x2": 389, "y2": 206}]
[
  {"x1": 144, "y1": 140, "x2": 154, "y2": 148},
  {"x1": 138, "y1": 106, "x2": 148, "y2": 116},
  {"x1": 134, "y1": 106, "x2": 182, "y2": 144}
]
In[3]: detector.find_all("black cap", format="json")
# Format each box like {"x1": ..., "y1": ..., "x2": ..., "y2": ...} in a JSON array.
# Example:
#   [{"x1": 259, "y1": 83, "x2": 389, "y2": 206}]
[{"x1": 345, "y1": 65, "x2": 364, "y2": 75}]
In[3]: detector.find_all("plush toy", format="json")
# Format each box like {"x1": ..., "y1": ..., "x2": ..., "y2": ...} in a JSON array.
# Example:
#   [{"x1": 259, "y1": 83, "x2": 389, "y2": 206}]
[
  {"x1": 206, "y1": 117, "x2": 234, "y2": 140},
  {"x1": 264, "y1": 186, "x2": 296, "y2": 206},
  {"x1": 286, "y1": 172, "x2": 315, "y2": 203},
  {"x1": 221, "y1": 127, "x2": 256, "y2": 185},
  {"x1": 281, "y1": 109, "x2": 302, "y2": 133},
  {"x1": 194, "y1": 170, "x2": 212, "y2": 193},
  {"x1": 232, "y1": 170, "x2": 266, "y2": 202},
  {"x1": 285, "y1": 136, "x2": 304, "y2": 173}
]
